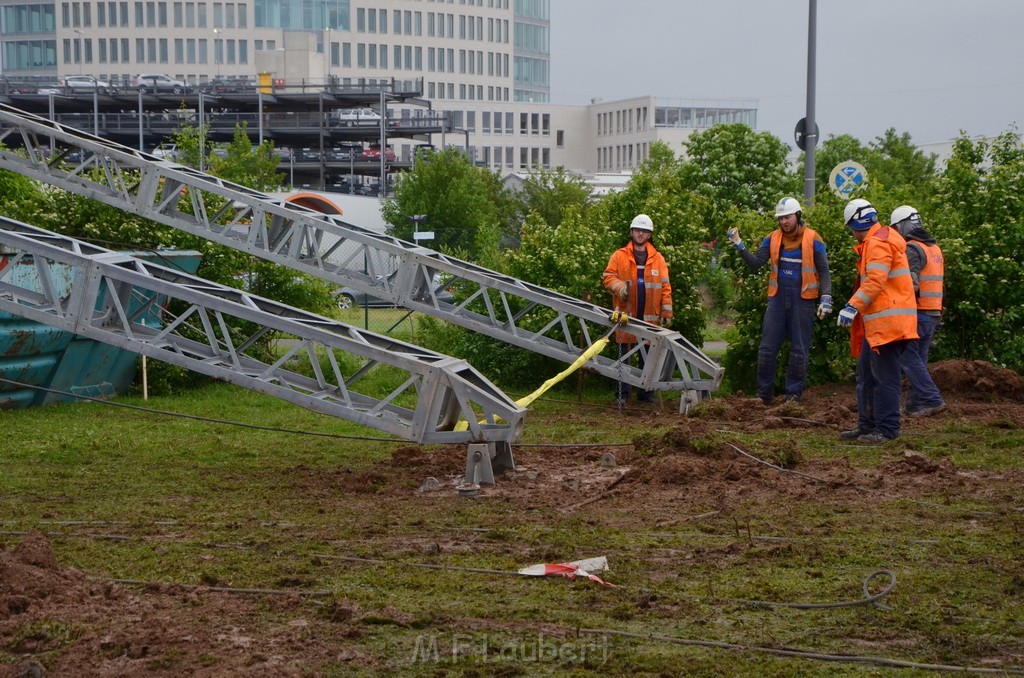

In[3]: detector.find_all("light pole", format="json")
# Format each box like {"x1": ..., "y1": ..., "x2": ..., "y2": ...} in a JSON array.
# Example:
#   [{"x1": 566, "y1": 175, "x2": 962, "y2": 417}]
[
  {"x1": 213, "y1": 28, "x2": 220, "y2": 78},
  {"x1": 803, "y1": 0, "x2": 818, "y2": 204},
  {"x1": 324, "y1": 27, "x2": 332, "y2": 88},
  {"x1": 73, "y1": 29, "x2": 83, "y2": 75}
]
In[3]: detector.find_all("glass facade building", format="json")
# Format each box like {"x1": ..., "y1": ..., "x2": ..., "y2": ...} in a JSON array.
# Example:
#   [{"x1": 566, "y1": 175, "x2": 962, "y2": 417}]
[{"x1": 0, "y1": 0, "x2": 757, "y2": 177}]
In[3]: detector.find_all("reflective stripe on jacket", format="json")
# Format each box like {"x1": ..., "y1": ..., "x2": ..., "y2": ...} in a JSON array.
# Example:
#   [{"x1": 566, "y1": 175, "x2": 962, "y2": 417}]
[
  {"x1": 910, "y1": 241, "x2": 944, "y2": 311},
  {"x1": 602, "y1": 242, "x2": 673, "y2": 344},
  {"x1": 768, "y1": 227, "x2": 821, "y2": 299},
  {"x1": 848, "y1": 224, "x2": 919, "y2": 356}
]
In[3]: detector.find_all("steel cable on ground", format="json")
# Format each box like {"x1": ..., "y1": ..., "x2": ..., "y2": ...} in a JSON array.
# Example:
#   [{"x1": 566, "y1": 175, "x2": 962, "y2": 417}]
[
  {"x1": 0, "y1": 379, "x2": 638, "y2": 449},
  {"x1": 576, "y1": 627, "x2": 1024, "y2": 675},
  {"x1": 0, "y1": 377, "x2": 409, "y2": 443},
  {"x1": 83, "y1": 547, "x2": 1021, "y2": 673},
  {"x1": 9, "y1": 524, "x2": 1023, "y2": 637},
  {"x1": 3, "y1": 521, "x2": 901, "y2": 612}
]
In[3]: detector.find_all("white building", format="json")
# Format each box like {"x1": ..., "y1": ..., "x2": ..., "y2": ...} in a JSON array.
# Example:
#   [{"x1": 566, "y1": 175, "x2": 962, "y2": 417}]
[{"x1": 0, "y1": 0, "x2": 758, "y2": 175}]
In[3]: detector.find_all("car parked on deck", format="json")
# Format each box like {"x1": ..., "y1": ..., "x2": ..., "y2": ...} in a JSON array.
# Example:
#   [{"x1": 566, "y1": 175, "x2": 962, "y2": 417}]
[
  {"x1": 202, "y1": 77, "x2": 256, "y2": 94},
  {"x1": 332, "y1": 108, "x2": 381, "y2": 127},
  {"x1": 361, "y1": 144, "x2": 395, "y2": 162},
  {"x1": 62, "y1": 75, "x2": 113, "y2": 94},
  {"x1": 134, "y1": 73, "x2": 191, "y2": 94}
]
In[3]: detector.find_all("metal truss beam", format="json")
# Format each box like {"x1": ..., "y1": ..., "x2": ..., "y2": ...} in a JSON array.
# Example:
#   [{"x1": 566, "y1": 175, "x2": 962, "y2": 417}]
[
  {"x1": 0, "y1": 104, "x2": 723, "y2": 402},
  {"x1": 0, "y1": 218, "x2": 525, "y2": 445}
]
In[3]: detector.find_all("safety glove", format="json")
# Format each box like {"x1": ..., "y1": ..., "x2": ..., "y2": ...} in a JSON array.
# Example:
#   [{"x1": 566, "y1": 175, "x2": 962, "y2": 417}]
[
  {"x1": 816, "y1": 294, "x2": 833, "y2": 319},
  {"x1": 837, "y1": 304, "x2": 858, "y2": 327},
  {"x1": 726, "y1": 227, "x2": 743, "y2": 248}
]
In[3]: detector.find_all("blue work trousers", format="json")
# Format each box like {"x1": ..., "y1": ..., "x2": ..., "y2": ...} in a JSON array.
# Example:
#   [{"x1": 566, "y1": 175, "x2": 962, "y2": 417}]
[
  {"x1": 756, "y1": 284, "x2": 816, "y2": 402},
  {"x1": 856, "y1": 338, "x2": 909, "y2": 440},
  {"x1": 899, "y1": 313, "x2": 944, "y2": 412}
]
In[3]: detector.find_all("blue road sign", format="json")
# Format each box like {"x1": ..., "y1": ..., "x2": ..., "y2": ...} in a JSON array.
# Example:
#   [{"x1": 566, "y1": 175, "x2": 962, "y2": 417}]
[{"x1": 829, "y1": 160, "x2": 868, "y2": 198}]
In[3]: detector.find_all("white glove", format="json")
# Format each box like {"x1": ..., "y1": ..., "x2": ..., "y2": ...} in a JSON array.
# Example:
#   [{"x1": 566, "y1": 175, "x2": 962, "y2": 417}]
[
  {"x1": 816, "y1": 294, "x2": 833, "y2": 320},
  {"x1": 616, "y1": 285, "x2": 629, "y2": 301},
  {"x1": 660, "y1": 317, "x2": 672, "y2": 327},
  {"x1": 837, "y1": 304, "x2": 858, "y2": 327},
  {"x1": 726, "y1": 227, "x2": 742, "y2": 246}
]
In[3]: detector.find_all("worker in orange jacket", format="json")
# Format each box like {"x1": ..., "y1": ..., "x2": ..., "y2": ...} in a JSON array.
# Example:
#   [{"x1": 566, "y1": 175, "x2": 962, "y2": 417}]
[
  {"x1": 836, "y1": 199, "x2": 919, "y2": 443},
  {"x1": 891, "y1": 205, "x2": 946, "y2": 418},
  {"x1": 602, "y1": 214, "x2": 673, "y2": 405},
  {"x1": 727, "y1": 196, "x2": 832, "y2": 405}
]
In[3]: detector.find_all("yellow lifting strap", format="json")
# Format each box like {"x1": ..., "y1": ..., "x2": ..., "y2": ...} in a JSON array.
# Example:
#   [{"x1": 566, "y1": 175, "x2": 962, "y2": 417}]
[{"x1": 454, "y1": 312, "x2": 628, "y2": 431}]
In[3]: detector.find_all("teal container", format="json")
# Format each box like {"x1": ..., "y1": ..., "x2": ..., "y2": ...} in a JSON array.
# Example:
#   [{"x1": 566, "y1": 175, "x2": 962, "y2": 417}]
[{"x1": 0, "y1": 249, "x2": 202, "y2": 408}]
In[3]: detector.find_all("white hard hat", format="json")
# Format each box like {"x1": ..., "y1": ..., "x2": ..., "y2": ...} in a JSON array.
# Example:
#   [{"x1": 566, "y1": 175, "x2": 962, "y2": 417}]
[
  {"x1": 843, "y1": 198, "x2": 877, "y2": 230},
  {"x1": 774, "y1": 197, "x2": 802, "y2": 218},
  {"x1": 630, "y1": 214, "x2": 654, "y2": 232},
  {"x1": 890, "y1": 205, "x2": 920, "y2": 226}
]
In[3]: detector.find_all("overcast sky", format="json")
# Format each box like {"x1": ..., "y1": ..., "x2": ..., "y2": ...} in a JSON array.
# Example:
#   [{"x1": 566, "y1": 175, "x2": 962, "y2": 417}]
[{"x1": 550, "y1": 0, "x2": 1024, "y2": 149}]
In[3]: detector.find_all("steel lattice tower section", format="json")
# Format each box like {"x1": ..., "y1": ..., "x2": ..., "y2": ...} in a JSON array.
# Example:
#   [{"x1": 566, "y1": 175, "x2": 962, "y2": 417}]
[{"x1": 0, "y1": 103, "x2": 723, "y2": 411}]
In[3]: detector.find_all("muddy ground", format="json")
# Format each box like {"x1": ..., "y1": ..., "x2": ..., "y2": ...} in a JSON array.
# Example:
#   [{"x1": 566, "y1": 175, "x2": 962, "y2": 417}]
[{"x1": 3, "y1": 359, "x2": 1023, "y2": 675}]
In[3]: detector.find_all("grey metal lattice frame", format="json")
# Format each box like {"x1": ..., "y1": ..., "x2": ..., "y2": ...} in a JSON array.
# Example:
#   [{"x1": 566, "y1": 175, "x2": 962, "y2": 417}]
[
  {"x1": 0, "y1": 103, "x2": 723, "y2": 402},
  {"x1": 0, "y1": 218, "x2": 525, "y2": 445}
]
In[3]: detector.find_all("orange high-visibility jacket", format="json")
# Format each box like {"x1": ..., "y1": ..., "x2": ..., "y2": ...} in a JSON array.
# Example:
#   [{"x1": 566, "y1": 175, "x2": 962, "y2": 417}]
[
  {"x1": 909, "y1": 241, "x2": 944, "y2": 311},
  {"x1": 848, "y1": 224, "x2": 919, "y2": 356},
  {"x1": 603, "y1": 242, "x2": 673, "y2": 344},
  {"x1": 768, "y1": 227, "x2": 823, "y2": 299}
]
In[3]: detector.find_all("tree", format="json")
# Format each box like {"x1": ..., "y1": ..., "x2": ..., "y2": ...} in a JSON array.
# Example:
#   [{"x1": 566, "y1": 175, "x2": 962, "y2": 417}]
[
  {"x1": 381, "y1": 147, "x2": 503, "y2": 259},
  {"x1": 514, "y1": 167, "x2": 593, "y2": 230},
  {"x1": 0, "y1": 160, "x2": 46, "y2": 224},
  {"x1": 811, "y1": 129, "x2": 938, "y2": 205},
  {"x1": 208, "y1": 123, "x2": 284, "y2": 190},
  {"x1": 928, "y1": 129, "x2": 1024, "y2": 373},
  {"x1": 678, "y1": 123, "x2": 797, "y2": 217},
  {"x1": 167, "y1": 114, "x2": 211, "y2": 170}
]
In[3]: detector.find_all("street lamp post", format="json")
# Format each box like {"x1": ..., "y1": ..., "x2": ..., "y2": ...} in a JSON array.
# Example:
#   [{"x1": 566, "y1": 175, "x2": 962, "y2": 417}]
[
  {"x1": 213, "y1": 29, "x2": 220, "y2": 78},
  {"x1": 325, "y1": 27, "x2": 332, "y2": 89},
  {"x1": 73, "y1": 29, "x2": 83, "y2": 75}
]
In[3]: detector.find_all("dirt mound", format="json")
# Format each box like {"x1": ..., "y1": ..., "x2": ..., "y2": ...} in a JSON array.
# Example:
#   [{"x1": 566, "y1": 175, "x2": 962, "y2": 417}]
[
  {"x1": 1, "y1": 532, "x2": 375, "y2": 675},
  {"x1": 1, "y1": 530, "x2": 85, "y2": 610},
  {"x1": 930, "y1": 359, "x2": 1024, "y2": 400}
]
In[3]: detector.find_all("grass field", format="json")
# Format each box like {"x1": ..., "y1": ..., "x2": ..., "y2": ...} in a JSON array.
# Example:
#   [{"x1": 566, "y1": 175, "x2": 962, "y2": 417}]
[{"x1": 2, "y1": 362, "x2": 1024, "y2": 675}]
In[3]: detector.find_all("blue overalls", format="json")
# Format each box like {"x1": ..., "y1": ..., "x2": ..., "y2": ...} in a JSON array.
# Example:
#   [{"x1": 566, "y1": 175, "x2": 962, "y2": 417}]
[{"x1": 756, "y1": 244, "x2": 817, "y2": 402}]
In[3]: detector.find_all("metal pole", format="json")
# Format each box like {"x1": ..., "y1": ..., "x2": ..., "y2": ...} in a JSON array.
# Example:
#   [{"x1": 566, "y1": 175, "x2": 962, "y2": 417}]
[
  {"x1": 803, "y1": 0, "x2": 818, "y2": 204},
  {"x1": 137, "y1": 88, "x2": 144, "y2": 151},
  {"x1": 379, "y1": 89, "x2": 386, "y2": 196},
  {"x1": 92, "y1": 89, "x2": 99, "y2": 136},
  {"x1": 318, "y1": 91, "x2": 325, "y2": 190},
  {"x1": 48, "y1": 93, "x2": 55, "y2": 155},
  {"x1": 258, "y1": 91, "x2": 263, "y2": 145},
  {"x1": 198, "y1": 91, "x2": 205, "y2": 172}
]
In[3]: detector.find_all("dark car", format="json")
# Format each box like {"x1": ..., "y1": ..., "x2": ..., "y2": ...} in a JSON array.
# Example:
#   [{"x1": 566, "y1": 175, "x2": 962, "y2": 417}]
[
  {"x1": 335, "y1": 273, "x2": 454, "y2": 309},
  {"x1": 203, "y1": 77, "x2": 256, "y2": 94},
  {"x1": 330, "y1": 143, "x2": 364, "y2": 162}
]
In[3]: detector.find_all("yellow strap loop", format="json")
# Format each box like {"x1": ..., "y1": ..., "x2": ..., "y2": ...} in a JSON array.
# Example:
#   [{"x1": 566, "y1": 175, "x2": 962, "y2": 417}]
[{"x1": 454, "y1": 318, "x2": 625, "y2": 432}]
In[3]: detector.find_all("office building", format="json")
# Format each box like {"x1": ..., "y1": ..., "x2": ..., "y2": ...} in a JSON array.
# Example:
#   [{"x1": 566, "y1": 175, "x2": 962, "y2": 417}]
[{"x1": 0, "y1": 0, "x2": 757, "y2": 175}]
